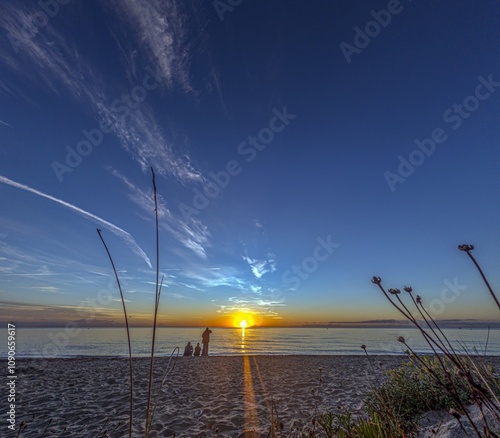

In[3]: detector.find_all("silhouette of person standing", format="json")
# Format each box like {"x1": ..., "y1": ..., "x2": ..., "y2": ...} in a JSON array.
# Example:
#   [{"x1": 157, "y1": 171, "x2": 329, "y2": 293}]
[{"x1": 201, "y1": 327, "x2": 212, "y2": 356}]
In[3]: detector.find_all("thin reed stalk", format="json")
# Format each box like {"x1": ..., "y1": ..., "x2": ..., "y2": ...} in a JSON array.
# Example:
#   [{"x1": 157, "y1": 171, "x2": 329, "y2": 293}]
[
  {"x1": 414, "y1": 294, "x2": 461, "y2": 360},
  {"x1": 372, "y1": 280, "x2": 461, "y2": 367},
  {"x1": 15, "y1": 420, "x2": 27, "y2": 438},
  {"x1": 459, "y1": 244, "x2": 500, "y2": 310},
  {"x1": 97, "y1": 229, "x2": 133, "y2": 438},
  {"x1": 145, "y1": 167, "x2": 161, "y2": 437},
  {"x1": 39, "y1": 418, "x2": 52, "y2": 437}
]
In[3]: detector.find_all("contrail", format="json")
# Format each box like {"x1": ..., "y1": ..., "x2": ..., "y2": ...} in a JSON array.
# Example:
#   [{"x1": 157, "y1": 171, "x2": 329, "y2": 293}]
[{"x1": 0, "y1": 175, "x2": 152, "y2": 268}]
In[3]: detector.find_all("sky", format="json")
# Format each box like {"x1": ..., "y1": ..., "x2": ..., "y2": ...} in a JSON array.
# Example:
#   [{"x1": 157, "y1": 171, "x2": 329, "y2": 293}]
[{"x1": 0, "y1": 0, "x2": 499, "y2": 328}]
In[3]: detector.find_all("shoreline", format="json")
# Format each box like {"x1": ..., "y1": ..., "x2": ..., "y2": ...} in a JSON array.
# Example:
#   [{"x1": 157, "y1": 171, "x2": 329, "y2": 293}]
[{"x1": 3, "y1": 351, "x2": 499, "y2": 360}]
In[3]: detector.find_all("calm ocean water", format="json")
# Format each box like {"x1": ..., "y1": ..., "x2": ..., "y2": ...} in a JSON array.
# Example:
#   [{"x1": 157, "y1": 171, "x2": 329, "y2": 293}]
[{"x1": 6, "y1": 327, "x2": 500, "y2": 358}]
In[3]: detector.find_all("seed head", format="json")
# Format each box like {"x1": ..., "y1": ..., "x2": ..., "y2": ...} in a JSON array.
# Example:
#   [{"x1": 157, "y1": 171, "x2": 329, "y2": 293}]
[
  {"x1": 388, "y1": 288, "x2": 401, "y2": 295},
  {"x1": 416, "y1": 295, "x2": 422, "y2": 304},
  {"x1": 360, "y1": 344, "x2": 367, "y2": 350},
  {"x1": 371, "y1": 276, "x2": 382, "y2": 284},
  {"x1": 458, "y1": 244, "x2": 474, "y2": 252},
  {"x1": 397, "y1": 336, "x2": 405, "y2": 343},
  {"x1": 403, "y1": 286, "x2": 413, "y2": 293}
]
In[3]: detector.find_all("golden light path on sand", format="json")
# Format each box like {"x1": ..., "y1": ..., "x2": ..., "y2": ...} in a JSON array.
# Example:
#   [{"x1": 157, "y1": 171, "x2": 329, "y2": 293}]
[
  {"x1": 243, "y1": 355, "x2": 259, "y2": 432},
  {"x1": 243, "y1": 355, "x2": 275, "y2": 435},
  {"x1": 241, "y1": 324, "x2": 274, "y2": 435}
]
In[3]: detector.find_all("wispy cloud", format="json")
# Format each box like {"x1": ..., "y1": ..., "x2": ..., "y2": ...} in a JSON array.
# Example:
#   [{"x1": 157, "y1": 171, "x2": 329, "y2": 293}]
[
  {"x1": 110, "y1": 169, "x2": 211, "y2": 258},
  {"x1": 0, "y1": 175, "x2": 151, "y2": 267},
  {"x1": 218, "y1": 294, "x2": 286, "y2": 317},
  {"x1": 178, "y1": 282, "x2": 205, "y2": 292},
  {"x1": 165, "y1": 292, "x2": 189, "y2": 300},
  {"x1": 0, "y1": 4, "x2": 97, "y2": 98},
  {"x1": 242, "y1": 254, "x2": 277, "y2": 279},
  {"x1": 33, "y1": 286, "x2": 64, "y2": 294},
  {"x1": 108, "y1": 0, "x2": 191, "y2": 90},
  {"x1": 250, "y1": 285, "x2": 262, "y2": 294},
  {"x1": 0, "y1": 300, "x2": 124, "y2": 325},
  {"x1": 182, "y1": 265, "x2": 247, "y2": 290},
  {"x1": 0, "y1": 3, "x2": 204, "y2": 184},
  {"x1": 99, "y1": 104, "x2": 204, "y2": 182},
  {"x1": 228, "y1": 297, "x2": 285, "y2": 307}
]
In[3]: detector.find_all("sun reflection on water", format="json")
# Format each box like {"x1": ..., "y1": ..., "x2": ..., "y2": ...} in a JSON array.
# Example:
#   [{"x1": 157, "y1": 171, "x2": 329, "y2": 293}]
[{"x1": 241, "y1": 326, "x2": 245, "y2": 353}]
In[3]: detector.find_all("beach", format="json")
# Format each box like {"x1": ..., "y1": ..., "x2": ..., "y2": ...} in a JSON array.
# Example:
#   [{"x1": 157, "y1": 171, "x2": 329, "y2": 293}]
[
  {"x1": 5, "y1": 355, "x2": 405, "y2": 437},
  {"x1": 6, "y1": 355, "x2": 500, "y2": 437}
]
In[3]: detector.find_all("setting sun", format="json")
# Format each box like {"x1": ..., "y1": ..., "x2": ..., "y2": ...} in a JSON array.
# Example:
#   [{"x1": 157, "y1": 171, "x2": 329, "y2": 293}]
[{"x1": 231, "y1": 312, "x2": 256, "y2": 328}]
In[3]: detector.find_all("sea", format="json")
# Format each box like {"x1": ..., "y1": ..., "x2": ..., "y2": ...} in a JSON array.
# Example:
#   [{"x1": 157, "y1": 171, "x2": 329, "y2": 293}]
[{"x1": 6, "y1": 327, "x2": 500, "y2": 358}]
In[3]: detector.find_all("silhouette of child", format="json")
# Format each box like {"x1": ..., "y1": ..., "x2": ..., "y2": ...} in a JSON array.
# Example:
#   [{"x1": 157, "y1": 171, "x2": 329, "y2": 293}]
[{"x1": 194, "y1": 342, "x2": 201, "y2": 356}]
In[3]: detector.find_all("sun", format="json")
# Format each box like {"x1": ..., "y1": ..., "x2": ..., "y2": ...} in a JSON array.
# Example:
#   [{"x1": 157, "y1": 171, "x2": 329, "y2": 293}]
[{"x1": 232, "y1": 312, "x2": 255, "y2": 328}]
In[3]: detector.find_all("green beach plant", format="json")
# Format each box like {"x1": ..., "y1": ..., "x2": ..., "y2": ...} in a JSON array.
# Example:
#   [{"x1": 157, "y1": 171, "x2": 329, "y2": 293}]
[{"x1": 364, "y1": 354, "x2": 472, "y2": 434}]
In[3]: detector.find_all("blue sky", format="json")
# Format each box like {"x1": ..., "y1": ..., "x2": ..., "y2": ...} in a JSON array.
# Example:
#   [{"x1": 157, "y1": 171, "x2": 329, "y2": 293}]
[{"x1": 0, "y1": 0, "x2": 499, "y2": 327}]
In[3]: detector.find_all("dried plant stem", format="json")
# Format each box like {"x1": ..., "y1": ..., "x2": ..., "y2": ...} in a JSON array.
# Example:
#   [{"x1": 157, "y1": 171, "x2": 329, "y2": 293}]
[
  {"x1": 145, "y1": 167, "x2": 161, "y2": 437},
  {"x1": 415, "y1": 297, "x2": 460, "y2": 359},
  {"x1": 374, "y1": 282, "x2": 458, "y2": 364},
  {"x1": 463, "y1": 248, "x2": 500, "y2": 310},
  {"x1": 39, "y1": 418, "x2": 52, "y2": 437},
  {"x1": 97, "y1": 229, "x2": 133, "y2": 438},
  {"x1": 93, "y1": 418, "x2": 109, "y2": 438},
  {"x1": 15, "y1": 421, "x2": 27, "y2": 438}
]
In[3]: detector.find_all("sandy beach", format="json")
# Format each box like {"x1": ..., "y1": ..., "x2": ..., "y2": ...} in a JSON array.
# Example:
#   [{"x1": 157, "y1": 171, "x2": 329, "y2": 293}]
[
  {"x1": 4, "y1": 355, "x2": 406, "y2": 437},
  {"x1": 5, "y1": 355, "x2": 500, "y2": 437}
]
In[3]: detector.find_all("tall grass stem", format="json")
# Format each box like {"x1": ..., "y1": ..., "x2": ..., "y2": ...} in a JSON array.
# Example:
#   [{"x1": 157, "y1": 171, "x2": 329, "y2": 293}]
[
  {"x1": 145, "y1": 167, "x2": 161, "y2": 436},
  {"x1": 97, "y1": 229, "x2": 133, "y2": 438}
]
